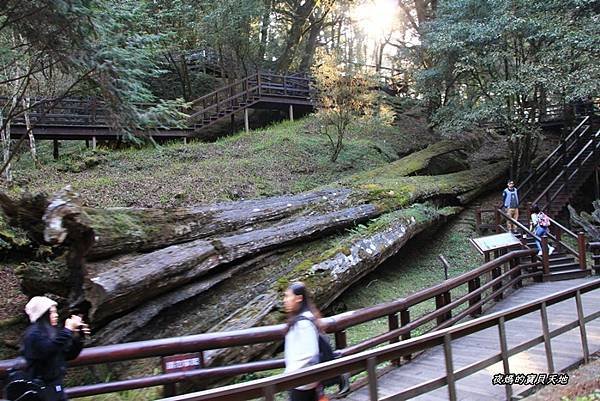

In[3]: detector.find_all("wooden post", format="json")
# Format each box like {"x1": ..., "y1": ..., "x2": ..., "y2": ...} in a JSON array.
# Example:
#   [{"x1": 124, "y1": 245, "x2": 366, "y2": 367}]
[
  {"x1": 541, "y1": 236, "x2": 550, "y2": 276},
  {"x1": 494, "y1": 209, "x2": 501, "y2": 233},
  {"x1": 475, "y1": 208, "x2": 482, "y2": 234},
  {"x1": 230, "y1": 114, "x2": 235, "y2": 134},
  {"x1": 468, "y1": 277, "x2": 482, "y2": 316},
  {"x1": 497, "y1": 317, "x2": 512, "y2": 401},
  {"x1": 575, "y1": 291, "x2": 590, "y2": 363},
  {"x1": 53, "y1": 139, "x2": 59, "y2": 160},
  {"x1": 400, "y1": 309, "x2": 411, "y2": 361},
  {"x1": 492, "y1": 265, "x2": 502, "y2": 301},
  {"x1": 555, "y1": 226, "x2": 562, "y2": 253},
  {"x1": 85, "y1": 139, "x2": 89, "y2": 148},
  {"x1": 435, "y1": 292, "x2": 451, "y2": 325},
  {"x1": 577, "y1": 232, "x2": 587, "y2": 270},
  {"x1": 183, "y1": 137, "x2": 187, "y2": 145},
  {"x1": 443, "y1": 333, "x2": 457, "y2": 401},
  {"x1": 244, "y1": 108, "x2": 249, "y2": 133},
  {"x1": 388, "y1": 313, "x2": 400, "y2": 366},
  {"x1": 540, "y1": 302, "x2": 555, "y2": 373},
  {"x1": 92, "y1": 136, "x2": 97, "y2": 150},
  {"x1": 366, "y1": 357, "x2": 378, "y2": 401},
  {"x1": 334, "y1": 330, "x2": 347, "y2": 351},
  {"x1": 289, "y1": 104, "x2": 294, "y2": 121}
]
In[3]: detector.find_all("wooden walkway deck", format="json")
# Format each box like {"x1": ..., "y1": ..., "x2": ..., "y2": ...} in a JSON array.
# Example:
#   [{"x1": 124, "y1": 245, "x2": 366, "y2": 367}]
[{"x1": 345, "y1": 278, "x2": 600, "y2": 401}]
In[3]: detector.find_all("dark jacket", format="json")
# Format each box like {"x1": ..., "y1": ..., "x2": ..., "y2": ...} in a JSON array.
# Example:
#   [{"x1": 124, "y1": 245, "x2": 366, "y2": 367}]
[{"x1": 22, "y1": 323, "x2": 83, "y2": 391}]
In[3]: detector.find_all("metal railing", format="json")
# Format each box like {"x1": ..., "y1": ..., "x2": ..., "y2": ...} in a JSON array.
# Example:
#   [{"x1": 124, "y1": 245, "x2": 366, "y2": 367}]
[
  {"x1": 156, "y1": 279, "x2": 600, "y2": 401},
  {"x1": 0, "y1": 250, "x2": 539, "y2": 398}
]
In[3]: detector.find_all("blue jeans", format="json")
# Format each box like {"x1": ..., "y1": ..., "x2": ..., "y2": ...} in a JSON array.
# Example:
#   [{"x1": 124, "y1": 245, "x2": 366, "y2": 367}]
[{"x1": 535, "y1": 226, "x2": 548, "y2": 253}]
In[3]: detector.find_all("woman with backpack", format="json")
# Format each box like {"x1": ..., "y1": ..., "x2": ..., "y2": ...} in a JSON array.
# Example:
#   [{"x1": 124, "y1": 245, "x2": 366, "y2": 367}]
[
  {"x1": 283, "y1": 282, "x2": 321, "y2": 401},
  {"x1": 530, "y1": 205, "x2": 555, "y2": 256},
  {"x1": 19, "y1": 296, "x2": 89, "y2": 401}
]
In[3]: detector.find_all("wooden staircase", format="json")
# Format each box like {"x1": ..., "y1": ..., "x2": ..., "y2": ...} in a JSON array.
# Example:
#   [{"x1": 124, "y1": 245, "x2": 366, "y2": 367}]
[
  {"x1": 519, "y1": 115, "x2": 600, "y2": 217},
  {"x1": 480, "y1": 115, "x2": 600, "y2": 281},
  {"x1": 517, "y1": 227, "x2": 589, "y2": 281},
  {"x1": 186, "y1": 72, "x2": 313, "y2": 132}
]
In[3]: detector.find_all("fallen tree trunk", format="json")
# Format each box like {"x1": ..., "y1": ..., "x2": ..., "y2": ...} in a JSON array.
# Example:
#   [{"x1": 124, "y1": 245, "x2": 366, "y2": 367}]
[
  {"x1": 91, "y1": 204, "x2": 461, "y2": 346},
  {"x1": 86, "y1": 204, "x2": 379, "y2": 322},
  {"x1": 16, "y1": 159, "x2": 507, "y2": 324},
  {"x1": 0, "y1": 140, "x2": 467, "y2": 260}
]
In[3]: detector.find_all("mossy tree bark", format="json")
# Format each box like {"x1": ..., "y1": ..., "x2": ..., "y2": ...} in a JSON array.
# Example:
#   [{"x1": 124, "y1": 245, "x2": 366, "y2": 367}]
[{"x1": 0, "y1": 140, "x2": 508, "y2": 342}]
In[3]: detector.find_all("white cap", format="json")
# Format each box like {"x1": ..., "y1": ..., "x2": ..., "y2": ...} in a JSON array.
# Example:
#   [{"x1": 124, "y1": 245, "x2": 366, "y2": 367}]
[{"x1": 25, "y1": 296, "x2": 57, "y2": 323}]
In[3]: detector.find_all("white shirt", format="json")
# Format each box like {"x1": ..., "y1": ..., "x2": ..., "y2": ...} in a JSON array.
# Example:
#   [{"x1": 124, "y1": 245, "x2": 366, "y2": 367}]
[{"x1": 284, "y1": 310, "x2": 319, "y2": 389}]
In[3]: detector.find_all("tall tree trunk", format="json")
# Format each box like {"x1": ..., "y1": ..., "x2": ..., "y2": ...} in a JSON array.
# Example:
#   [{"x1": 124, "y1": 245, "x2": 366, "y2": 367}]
[
  {"x1": 299, "y1": 14, "x2": 322, "y2": 71},
  {"x1": 258, "y1": 0, "x2": 272, "y2": 64},
  {"x1": 22, "y1": 97, "x2": 36, "y2": 164},
  {"x1": 276, "y1": 0, "x2": 317, "y2": 72},
  {"x1": 0, "y1": 110, "x2": 11, "y2": 182}
]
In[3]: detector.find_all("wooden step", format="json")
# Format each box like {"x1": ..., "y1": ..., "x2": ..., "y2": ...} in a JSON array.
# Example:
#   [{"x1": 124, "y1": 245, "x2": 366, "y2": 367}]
[
  {"x1": 548, "y1": 262, "x2": 580, "y2": 272},
  {"x1": 548, "y1": 256, "x2": 577, "y2": 265},
  {"x1": 544, "y1": 269, "x2": 590, "y2": 281}
]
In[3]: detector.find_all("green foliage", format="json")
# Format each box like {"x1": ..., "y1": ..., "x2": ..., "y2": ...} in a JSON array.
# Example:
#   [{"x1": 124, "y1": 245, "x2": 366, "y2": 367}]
[
  {"x1": 311, "y1": 50, "x2": 390, "y2": 162},
  {"x1": 416, "y1": 0, "x2": 600, "y2": 176}
]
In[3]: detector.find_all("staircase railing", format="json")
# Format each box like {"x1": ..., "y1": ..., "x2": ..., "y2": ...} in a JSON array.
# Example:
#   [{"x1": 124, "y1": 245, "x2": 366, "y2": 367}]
[
  {"x1": 532, "y1": 128, "x2": 600, "y2": 211},
  {"x1": 187, "y1": 72, "x2": 313, "y2": 125},
  {"x1": 519, "y1": 116, "x2": 590, "y2": 201}
]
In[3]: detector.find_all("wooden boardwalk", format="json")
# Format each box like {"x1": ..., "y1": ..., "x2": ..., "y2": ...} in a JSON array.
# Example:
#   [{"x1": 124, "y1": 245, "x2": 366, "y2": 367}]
[{"x1": 345, "y1": 278, "x2": 600, "y2": 401}]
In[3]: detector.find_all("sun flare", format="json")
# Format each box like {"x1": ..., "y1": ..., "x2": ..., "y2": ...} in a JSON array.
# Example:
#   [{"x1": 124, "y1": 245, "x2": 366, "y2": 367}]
[{"x1": 351, "y1": 0, "x2": 400, "y2": 41}]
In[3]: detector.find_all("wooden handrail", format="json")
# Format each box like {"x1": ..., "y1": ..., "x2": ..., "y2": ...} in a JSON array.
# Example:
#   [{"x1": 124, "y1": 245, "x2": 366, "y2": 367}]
[
  {"x1": 519, "y1": 116, "x2": 589, "y2": 199},
  {"x1": 157, "y1": 279, "x2": 600, "y2": 401},
  {"x1": 533, "y1": 129, "x2": 599, "y2": 210},
  {"x1": 0, "y1": 250, "x2": 537, "y2": 398}
]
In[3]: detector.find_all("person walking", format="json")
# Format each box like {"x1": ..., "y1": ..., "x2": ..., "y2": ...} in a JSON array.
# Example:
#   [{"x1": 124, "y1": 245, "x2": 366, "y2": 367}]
[
  {"x1": 21, "y1": 296, "x2": 89, "y2": 401},
  {"x1": 283, "y1": 282, "x2": 320, "y2": 401},
  {"x1": 529, "y1": 205, "x2": 555, "y2": 256},
  {"x1": 502, "y1": 180, "x2": 520, "y2": 233}
]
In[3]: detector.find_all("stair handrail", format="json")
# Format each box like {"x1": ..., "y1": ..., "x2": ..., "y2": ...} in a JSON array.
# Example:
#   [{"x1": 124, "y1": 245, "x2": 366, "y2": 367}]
[
  {"x1": 496, "y1": 208, "x2": 579, "y2": 259},
  {"x1": 190, "y1": 74, "x2": 259, "y2": 109},
  {"x1": 533, "y1": 129, "x2": 600, "y2": 210},
  {"x1": 519, "y1": 116, "x2": 589, "y2": 200}
]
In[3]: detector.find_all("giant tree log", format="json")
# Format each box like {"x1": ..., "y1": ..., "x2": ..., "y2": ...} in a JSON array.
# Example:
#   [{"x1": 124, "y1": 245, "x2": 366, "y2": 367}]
[
  {"x1": 86, "y1": 204, "x2": 379, "y2": 322},
  {"x1": 77, "y1": 159, "x2": 506, "y2": 323},
  {"x1": 569, "y1": 202, "x2": 600, "y2": 240},
  {"x1": 0, "y1": 140, "x2": 467, "y2": 261}
]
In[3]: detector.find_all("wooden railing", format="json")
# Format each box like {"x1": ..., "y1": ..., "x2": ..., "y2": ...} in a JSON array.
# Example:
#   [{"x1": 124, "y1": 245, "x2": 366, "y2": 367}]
[
  {"x1": 187, "y1": 72, "x2": 312, "y2": 125},
  {"x1": 532, "y1": 127, "x2": 600, "y2": 212},
  {"x1": 155, "y1": 279, "x2": 600, "y2": 401},
  {"x1": 475, "y1": 208, "x2": 587, "y2": 275},
  {"x1": 519, "y1": 116, "x2": 590, "y2": 202},
  {"x1": 0, "y1": 96, "x2": 110, "y2": 126},
  {"x1": 591, "y1": 242, "x2": 600, "y2": 276},
  {"x1": 0, "y1": 250, "x2": 539, "y2": 398}
]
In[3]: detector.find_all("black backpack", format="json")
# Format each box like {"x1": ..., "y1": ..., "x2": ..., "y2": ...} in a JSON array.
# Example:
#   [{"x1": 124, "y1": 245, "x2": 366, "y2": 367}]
[
  {"x1": 295, "y1": 316, "x2": 347, "y2": 389},
  {"x1": 3, "y1": 369, "x2": 46, "y2": 401}
]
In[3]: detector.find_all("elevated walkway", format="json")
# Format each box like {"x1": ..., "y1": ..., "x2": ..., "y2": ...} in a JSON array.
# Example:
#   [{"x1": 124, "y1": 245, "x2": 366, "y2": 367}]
[{"x1": 345, "y1": 278, "x2": 600, "y2": 401}]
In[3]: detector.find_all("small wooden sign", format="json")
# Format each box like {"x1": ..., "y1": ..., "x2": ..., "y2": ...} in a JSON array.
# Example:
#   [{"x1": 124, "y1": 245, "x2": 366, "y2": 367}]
[
  {"x1": 162, "y1": 352, "x2": 203, "y2": 373},
  {"x1": 470, "y1": 232, "x2": 522, "y2": 255}
]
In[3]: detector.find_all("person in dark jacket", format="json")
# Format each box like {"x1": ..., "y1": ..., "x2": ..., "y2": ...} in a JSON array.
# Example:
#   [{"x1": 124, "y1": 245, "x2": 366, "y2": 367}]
[{"x1": 22, "y1": 296, "x2": 88, "y2": 401}]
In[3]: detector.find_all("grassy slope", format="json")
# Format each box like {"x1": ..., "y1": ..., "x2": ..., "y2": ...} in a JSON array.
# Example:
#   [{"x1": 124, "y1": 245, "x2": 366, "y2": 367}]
[{"x1": 1, "y1": 115, "x2": 438, "y2": 208}]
